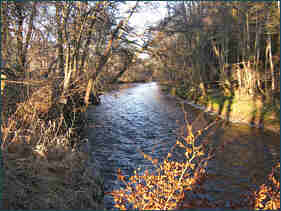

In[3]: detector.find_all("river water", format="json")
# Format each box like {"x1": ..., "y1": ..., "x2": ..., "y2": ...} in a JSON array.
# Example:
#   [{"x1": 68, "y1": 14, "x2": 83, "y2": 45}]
[{"x1": 85, "y1": 82, "x2": 280, "y2": 209}]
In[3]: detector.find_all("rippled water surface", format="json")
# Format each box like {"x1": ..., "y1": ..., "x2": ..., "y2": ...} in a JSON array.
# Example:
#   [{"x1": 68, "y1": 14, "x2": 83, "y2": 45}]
[{"x1": 85, "y1": 82, "x2": 280, "y2": 209}]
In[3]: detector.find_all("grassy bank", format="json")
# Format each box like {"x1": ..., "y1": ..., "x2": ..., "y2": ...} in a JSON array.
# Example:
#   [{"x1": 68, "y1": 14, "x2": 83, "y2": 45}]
[
  {"x1": 160, "y1": 82, "x2": 280, "y2": 134},
  {"x1": 2, "y1": 81, "x2": 105, "y2": 210}
]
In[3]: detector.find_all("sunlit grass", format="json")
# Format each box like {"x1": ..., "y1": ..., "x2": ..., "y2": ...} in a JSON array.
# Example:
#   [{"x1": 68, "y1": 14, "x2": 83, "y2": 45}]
[{"x1": 1, "y1": 84, "x2": 104, "y2": 210}]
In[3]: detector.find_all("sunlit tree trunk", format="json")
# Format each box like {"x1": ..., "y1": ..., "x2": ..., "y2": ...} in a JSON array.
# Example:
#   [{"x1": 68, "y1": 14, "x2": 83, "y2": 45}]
[
  {"x1": 266, "y1": 36, "x2": 275, "y2": 91},
  {"x1": 63, "y1": 45, "x2": 72, "y2": 91},
  {"x1": 84, "y1": 20, "x2": 124, "y2": 106},
  {"x1": 255, "y1": 10, "x2": 263, "y2": 93}
]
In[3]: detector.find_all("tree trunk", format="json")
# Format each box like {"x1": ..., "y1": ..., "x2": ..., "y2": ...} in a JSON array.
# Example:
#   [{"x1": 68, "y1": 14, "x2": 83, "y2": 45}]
[
  {"x1": 23, "y1": 2, "x2": 37, "y2": 64},
  {"x1": 15, "y1": 3, "x2": 24, "y2": 70},
  {"x1": 267, "y1": 36, "x2": 275, "y2": 91},
  {"x1": 255, "y1": 11, "x2": 263, "y2": 93},
  {"x1": 55, "y1": 3, "x2": 64, "y2": 76},
  {"x1": 63, "y1": 46, "x2": 71, "y2": 91},
  {"x1": 84, "y1": 20, "x2": 124, "y2": 106},
  {"x1": 1, "y1": 1, "x2": 8, "y2": 64}
]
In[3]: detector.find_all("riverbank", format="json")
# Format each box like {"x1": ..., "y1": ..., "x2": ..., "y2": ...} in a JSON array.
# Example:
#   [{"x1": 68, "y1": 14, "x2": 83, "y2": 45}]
[
  {"x1": 159, "y1": 82, "x2": 280, "y2": 134},
  {"x1": 2, "y1": 83, "x2": 105, "y2": 210}
]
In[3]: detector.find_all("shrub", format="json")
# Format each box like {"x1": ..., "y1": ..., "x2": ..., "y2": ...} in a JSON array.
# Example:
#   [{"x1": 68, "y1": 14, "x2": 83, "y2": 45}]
[
  {"x1": 111, "y1": 111, "x2": 217, "y2": 210},
  {"x1": 111, "y1": 108, "x2": 280, "y2": 210},
  {"x1": 253, "y1": 163, "x2": 280, "y2": 210},
  {"x1": 1, "y1": 81, "x2": 104, "y2": 210}
]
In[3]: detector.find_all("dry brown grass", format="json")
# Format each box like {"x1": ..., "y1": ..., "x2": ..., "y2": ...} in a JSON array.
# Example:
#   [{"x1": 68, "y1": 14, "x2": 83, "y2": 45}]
[{"x1": 1, "y1": 81, "x2": 104, "y2": 210}]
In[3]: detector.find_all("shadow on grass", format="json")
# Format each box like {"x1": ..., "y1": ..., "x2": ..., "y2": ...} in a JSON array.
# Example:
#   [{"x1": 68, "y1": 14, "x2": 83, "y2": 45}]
[
  {"x1": 251, "y1": 91, "x2": 280, "y2": 133},
  {"x1": 207, "y1": 85, "x2": 235, "y2": 125}
]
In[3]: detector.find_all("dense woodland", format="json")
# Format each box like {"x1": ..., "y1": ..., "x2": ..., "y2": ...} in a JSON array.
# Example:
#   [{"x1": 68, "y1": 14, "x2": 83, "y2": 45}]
[
  {"x1": 146, "y1": 2, "x2": 280, "y2": 102},
  {"x1": 1, "y1": 1, "x2": 280, "y2": 210},
  {"x1": 2, "y1": 2, "x2": 138, "y2": 108},
  {"x1": 1, "y1": 2, "x2": 280, "y2": 105}
]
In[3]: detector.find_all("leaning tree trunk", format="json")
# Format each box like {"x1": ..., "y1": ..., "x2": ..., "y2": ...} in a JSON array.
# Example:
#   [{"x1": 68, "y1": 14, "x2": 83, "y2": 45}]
[
  {"x1": 83, "y1": 3, "x2": 137, "y2": 106},
  {"x1": 84, "y1": 20, "x2": 124, "y2": 106}
]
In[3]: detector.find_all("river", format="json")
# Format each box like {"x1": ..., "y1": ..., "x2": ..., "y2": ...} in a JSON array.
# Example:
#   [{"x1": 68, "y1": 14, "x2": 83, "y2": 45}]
[{"x1": 85, "y1": 82, "x2": 280, "y2": 209}]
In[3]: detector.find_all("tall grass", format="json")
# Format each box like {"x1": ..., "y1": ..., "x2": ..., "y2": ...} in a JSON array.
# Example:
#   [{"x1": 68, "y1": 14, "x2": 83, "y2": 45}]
[{"x1": 1, "y1": 81, "x2": 104, "y2": 209}]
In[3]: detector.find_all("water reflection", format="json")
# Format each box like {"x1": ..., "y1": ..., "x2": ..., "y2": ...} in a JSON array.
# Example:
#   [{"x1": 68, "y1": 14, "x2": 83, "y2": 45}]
[{"x1": 86, "y1": 82, "x2": 280, "y2": 209}]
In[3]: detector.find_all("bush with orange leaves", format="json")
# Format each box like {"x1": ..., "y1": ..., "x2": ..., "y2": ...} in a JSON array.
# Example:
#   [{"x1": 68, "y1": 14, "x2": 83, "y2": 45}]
[
  {"x1": 253, "y1": 163, "x2": 280, "y2": 210},
  {"x1": 111, "y1": 112, "x2": 218, "y2": 210},
  {"x1": 111, "y1": 109, "x2": 280, "y2": 210},
  {"x1": 179, "y1": 162, "x2": 280, "y2": 210}
]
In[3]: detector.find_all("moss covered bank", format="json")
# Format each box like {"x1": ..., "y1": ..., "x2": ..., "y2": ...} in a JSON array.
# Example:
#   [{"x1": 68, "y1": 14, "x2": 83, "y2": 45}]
[{"x1": 160, "y1": 83, "x2": 280, "y2": 134}]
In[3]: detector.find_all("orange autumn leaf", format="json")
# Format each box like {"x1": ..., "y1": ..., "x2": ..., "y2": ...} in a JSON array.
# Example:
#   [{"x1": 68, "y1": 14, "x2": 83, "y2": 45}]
[{"x1": 117, "y1": 168, "x2": 125, "y2": 181}]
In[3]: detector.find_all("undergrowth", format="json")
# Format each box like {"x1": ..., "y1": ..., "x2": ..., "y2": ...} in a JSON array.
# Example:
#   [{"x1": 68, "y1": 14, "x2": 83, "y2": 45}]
[
  {"x1": 1, "y1": 82, "x2": 104, "y2": 209},
  {"x1": 253, "y1": 162, "x2": 280, "y2": 210}
]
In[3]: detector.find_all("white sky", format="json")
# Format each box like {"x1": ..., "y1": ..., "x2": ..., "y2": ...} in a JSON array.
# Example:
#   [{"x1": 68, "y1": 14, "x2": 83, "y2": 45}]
[
  {"x1": 121, "y1": 1, "x2": 167, "y2": 33},
  {"x1": 119, "y1": 1, "x2": 168, "y2": 59},
  {"x1": 33, "y1": 2, "x2": 168, "y2": 59}
]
